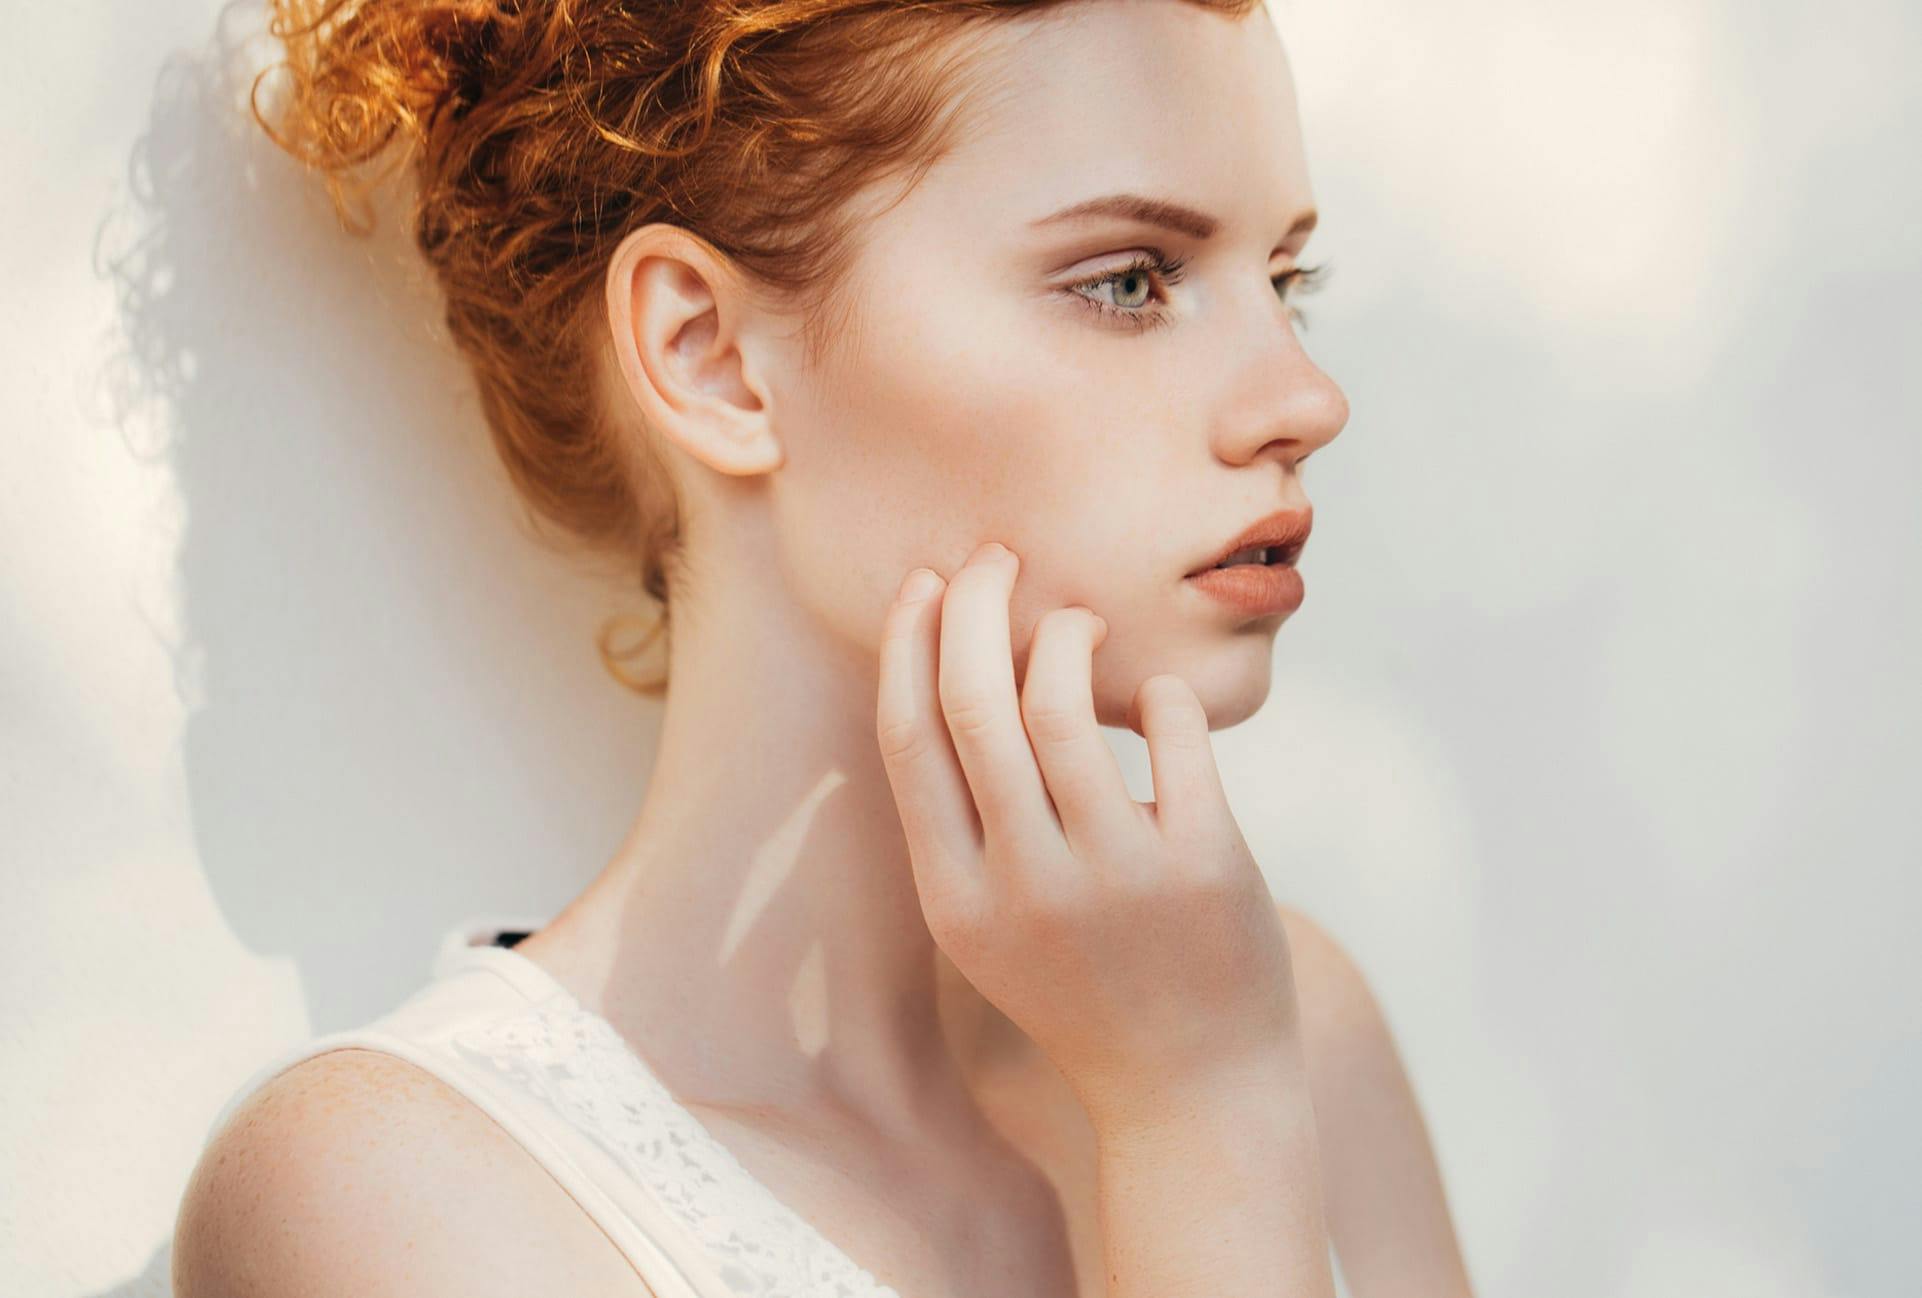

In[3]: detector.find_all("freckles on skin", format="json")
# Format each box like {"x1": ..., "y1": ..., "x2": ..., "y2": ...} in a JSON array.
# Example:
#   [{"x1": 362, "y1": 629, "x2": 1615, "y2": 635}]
[
  {"x1": 767, "y1": 4, "x2": 1315, "y2": 726},
  {"x1": 868, "y1": 281, "x2": 1179, "y2": 612},
  {"x1": 785, "y1": 195, "x2": 1167, "y2": 626},
  {"x1": 772, "y1": 204, "x2": 1210, "y2": 700}
]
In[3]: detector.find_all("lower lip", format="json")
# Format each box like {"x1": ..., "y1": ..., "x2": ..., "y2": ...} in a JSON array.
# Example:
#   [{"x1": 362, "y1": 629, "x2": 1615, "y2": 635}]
[{"x1": 1184, "y1": 562, "x2": 1305, "y2": 617}]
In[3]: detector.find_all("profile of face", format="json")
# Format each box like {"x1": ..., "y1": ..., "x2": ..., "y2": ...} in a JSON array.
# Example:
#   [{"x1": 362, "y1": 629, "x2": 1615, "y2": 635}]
[{"x1": 611, "y1": 0, "x2": 1348, "y2": 732}]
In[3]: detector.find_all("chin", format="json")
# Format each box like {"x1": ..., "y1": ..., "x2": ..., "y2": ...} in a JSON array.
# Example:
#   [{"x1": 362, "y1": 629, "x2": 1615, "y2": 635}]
[{"x1": 1096, "y1": 639, "x2": 1278, "y2": 735}]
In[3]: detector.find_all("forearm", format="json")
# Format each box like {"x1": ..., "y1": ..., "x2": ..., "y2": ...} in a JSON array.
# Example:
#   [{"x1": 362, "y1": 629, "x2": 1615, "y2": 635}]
[{"x1": 1090, "y1": 1048, "x2": 1335, "y2": 1298}]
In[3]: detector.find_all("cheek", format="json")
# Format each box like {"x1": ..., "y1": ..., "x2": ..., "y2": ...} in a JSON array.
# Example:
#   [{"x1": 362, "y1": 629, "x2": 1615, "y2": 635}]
[
  {"x1": 779, "y1": 289, "x2": 1078, "y2": 583},
  {"x1": 770, "y1": 273, "x2": 1194, "y2": 655}
]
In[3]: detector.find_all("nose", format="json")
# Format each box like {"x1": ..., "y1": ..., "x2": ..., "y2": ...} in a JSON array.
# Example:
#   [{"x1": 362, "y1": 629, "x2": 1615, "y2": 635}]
[{"x1": 1213, "y1": 313, "x2": 1350, "y2": 470}]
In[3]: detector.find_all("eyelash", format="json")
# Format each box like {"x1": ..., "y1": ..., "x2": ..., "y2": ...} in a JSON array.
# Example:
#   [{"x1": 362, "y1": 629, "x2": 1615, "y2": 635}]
[{"x1": 1065, "y1": 252, "x2": 1329, "y2": 333}]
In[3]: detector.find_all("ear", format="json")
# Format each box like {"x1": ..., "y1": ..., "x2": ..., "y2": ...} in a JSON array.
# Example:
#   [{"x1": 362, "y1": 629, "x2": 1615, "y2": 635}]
[{"x1": 603, "y1": 222, "x2": 784, "y2": 476}]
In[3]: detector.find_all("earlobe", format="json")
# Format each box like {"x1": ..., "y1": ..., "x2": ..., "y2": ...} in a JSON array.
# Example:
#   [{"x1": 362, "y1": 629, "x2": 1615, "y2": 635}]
[{"x1": 603, "y1": 224, "x2": 784, "y2": 476}]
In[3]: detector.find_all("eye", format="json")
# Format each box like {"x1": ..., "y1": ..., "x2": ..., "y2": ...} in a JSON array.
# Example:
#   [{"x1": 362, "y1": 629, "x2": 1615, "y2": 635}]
[
  {"x1": 1064, "y1": 255, "x2": 1333, "y2": 332},
  {"x1": 1275, "y1": 262, "x2": 1330, "y2": 329},
  {"x1": 1065, "y1": 251, "x2": 1190, "y2": 332}
]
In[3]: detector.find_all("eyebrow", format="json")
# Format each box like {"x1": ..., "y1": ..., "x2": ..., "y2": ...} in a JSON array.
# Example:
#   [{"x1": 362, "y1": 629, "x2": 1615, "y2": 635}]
[{"x1": 1028, "y1": 191, "x2": 1318, "y2": 244}]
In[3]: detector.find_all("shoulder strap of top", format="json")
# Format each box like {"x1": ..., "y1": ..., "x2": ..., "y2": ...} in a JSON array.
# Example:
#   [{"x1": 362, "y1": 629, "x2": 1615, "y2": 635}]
[
  {"x1": 212, "y1": 1022, "x2": 702, "y2": 1297},
  {"x1": 200, "y1": 948, "x2": 706, "y2": 1297},
  {"x1": 201, "y1": 920, "x2": 906, "y2": 1297}
]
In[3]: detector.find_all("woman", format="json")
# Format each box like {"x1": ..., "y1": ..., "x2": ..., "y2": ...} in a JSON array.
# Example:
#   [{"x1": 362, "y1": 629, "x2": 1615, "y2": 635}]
[{"x1": 174, "y1": 1, "x2": 1473, "y2": 1295}]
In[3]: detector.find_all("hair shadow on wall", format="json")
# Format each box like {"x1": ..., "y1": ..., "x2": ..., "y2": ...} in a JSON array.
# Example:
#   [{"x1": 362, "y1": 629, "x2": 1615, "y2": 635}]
[{"x1": 81, "y1": 0, "x2": 659, "y2": 1214}]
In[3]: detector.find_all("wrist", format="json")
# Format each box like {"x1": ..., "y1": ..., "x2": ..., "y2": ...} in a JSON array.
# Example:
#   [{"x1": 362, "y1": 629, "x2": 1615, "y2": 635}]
[
  {"x1": 1082, "y1": 1046, "x2": 1308, "y2": 1148},
  {"x1": 1090, "y1": 1079, "x2": 1321, "y2": 1212}
]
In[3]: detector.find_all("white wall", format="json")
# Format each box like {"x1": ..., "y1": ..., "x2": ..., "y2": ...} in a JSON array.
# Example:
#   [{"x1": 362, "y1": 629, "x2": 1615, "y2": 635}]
[{"x1": 4, "y1": 1, "x2": 1917, "y2": 1295}]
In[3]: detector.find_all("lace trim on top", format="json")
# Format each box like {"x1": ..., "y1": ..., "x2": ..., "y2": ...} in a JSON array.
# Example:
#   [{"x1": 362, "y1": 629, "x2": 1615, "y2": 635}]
[{"x1": 447, "y1": 999, "x2": 904, "y2": 1298}]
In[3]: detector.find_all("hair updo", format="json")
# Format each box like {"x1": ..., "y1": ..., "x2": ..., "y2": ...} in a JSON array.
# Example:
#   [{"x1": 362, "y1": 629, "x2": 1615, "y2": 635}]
[{"x1": 250, "y1": 0, "x2": 1258, "y2": 694}]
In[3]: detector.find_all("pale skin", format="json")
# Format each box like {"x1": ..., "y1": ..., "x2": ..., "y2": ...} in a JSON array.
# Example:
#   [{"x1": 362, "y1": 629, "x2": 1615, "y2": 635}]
[
  {"x1": 878, "y1": 540, "x2": 1334, "y2": 1298},
  {"x1": 174, "y1": 3, "x2": 1473, "y2": 1296}
]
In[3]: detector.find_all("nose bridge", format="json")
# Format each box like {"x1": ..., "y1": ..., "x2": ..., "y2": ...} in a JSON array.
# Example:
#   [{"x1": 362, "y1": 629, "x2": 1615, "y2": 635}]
[{"x1": 1216, "y1": 302, "x2": 1349, "y2": 462}]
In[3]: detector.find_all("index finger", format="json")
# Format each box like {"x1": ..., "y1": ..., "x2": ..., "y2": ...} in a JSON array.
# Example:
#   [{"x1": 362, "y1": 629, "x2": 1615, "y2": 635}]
[{"x1": 876, "y1": 567, "x2": 983, "y2": 891}]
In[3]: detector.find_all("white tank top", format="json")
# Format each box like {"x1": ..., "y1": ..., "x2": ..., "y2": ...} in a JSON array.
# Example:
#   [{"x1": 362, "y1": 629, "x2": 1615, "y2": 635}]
[
  {"x1": 206, "y1": 913, "x2": 902, "y2": 1298},
  {"x1": 206, "y1": 914, "x2": 1350, "y2": 1297}
]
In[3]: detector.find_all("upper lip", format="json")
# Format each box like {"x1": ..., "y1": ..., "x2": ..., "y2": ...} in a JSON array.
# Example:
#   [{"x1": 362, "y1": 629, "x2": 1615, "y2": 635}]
[{"x1": 1186, "y1": 506, "x2": 1314, "y2": 576}]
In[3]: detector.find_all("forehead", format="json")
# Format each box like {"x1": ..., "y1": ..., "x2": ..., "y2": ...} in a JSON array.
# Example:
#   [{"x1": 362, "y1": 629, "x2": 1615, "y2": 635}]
[{"x1": 916, "y1": 1, "x2": 1311, "y2": 241}]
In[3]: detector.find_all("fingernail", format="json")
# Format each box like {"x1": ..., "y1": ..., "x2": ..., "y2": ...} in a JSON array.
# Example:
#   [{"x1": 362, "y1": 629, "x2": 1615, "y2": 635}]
[{"x1": 900, "y1": 568, "x2": 942, "y2": 602}]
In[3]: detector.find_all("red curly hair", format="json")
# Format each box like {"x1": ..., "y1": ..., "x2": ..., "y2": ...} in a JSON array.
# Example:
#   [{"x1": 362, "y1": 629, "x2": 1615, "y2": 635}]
[{"x1": 250, "y1": 0, "x2": 1260, "y2": 694}]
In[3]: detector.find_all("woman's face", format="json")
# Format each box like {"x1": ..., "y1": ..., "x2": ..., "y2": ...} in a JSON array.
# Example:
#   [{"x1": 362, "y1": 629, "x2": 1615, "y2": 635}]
[{"x1": 768, "y1": 1, "x2": 1348, "y2": 730}]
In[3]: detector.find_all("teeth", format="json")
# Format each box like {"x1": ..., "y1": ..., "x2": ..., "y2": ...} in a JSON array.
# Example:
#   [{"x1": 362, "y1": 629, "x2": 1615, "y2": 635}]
[{"x1": 1215, "y1": 546, "x2": 1272, "y2": 568}]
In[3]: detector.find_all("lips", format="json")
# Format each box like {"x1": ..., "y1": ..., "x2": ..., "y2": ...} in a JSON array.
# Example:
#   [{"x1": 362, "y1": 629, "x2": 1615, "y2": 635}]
[{"x1": 1185, "y1": 506, "x2": 1314, "y2": 577}]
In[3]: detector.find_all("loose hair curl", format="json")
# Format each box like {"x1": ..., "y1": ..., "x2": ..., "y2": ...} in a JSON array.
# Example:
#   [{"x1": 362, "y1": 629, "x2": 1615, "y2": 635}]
[{"x1": 249, "y1": 0, "x2": 1259, "y2": 694}]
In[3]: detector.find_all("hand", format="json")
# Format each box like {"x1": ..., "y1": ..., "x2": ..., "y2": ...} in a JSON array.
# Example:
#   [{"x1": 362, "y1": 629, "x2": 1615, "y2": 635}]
[{"x1": 874, "y1": 540, "x2": 1302, "y2": 1130}]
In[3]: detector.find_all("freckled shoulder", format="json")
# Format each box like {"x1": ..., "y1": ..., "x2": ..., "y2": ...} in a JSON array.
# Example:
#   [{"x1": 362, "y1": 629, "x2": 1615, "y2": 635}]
[{"x1": 172, "y1": 1047, "x2": 659, "y2": 1297}]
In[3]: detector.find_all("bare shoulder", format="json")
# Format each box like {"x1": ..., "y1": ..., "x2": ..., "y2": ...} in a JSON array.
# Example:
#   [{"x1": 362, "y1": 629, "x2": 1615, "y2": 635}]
[
  {"x1": 1272, "y1": 899, "x2": 1419, "y2": 1103},
  {"x1": 1274, "y1": 903, "x2": 1383, "y2": 1047},
  {"x1": 173, "y1": 1046, "x2": 657, "y2": 1298},
  {"x1": 1273, "y1": 902, "x2": 1477, "y2": 1296}
]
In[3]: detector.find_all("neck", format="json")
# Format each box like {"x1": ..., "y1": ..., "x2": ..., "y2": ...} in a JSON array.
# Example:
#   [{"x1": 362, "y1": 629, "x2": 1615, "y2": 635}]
[{"x1": 532, "y1": 581, "x2": 1027, "y2": 1139}]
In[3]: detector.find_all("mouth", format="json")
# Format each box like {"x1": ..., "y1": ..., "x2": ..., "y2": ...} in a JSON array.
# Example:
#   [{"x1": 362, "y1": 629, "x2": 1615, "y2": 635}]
[
  {"x1": 1186, "y1": 542, "x2": 1303, "y2": 575},
  {"x1": 1183, "y1": 550, "x2": 1307, "y2": 618},
  {"x1": 1184, "y1": 507, "x2": 1313, "y2": 577}
]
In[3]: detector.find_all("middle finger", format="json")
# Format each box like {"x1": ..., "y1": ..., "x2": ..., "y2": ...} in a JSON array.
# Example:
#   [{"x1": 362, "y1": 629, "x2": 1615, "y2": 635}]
[
  {"x1": 1019, "y1": 606, "x2": 1137, "y2": 862},
  {"x1": 937, "y1": 542, "x2": 1065, "y2": 857}
]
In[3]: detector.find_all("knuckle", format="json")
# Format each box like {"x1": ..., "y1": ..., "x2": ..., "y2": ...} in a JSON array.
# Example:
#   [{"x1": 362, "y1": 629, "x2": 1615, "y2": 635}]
[
  {"x1": 1020, "y1": 695, "x2": 1084, "y2": 747},
  {"x1": 1020, "y1": 615, "x2": 1097, "y2": 745},
  {"x1": 874, "y1": 715, "x2": 927, "y2": 763},
  {"x1": 940, "y1": 693, "x2": 998, "y2": 737}
]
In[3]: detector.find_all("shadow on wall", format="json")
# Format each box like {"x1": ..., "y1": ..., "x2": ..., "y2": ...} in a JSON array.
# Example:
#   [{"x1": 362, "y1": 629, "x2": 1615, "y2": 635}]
[{"x1": 82, "y1": 5, "x2": 658, "y2": 1291}]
